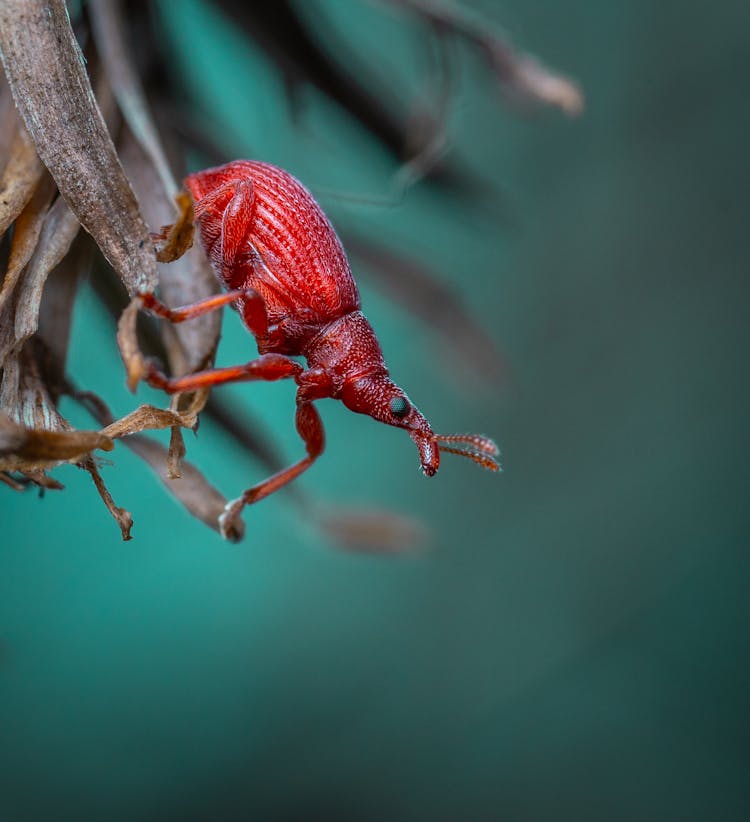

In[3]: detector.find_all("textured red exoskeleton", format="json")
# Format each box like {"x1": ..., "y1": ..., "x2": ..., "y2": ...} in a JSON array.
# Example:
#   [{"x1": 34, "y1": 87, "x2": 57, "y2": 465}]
[{"x1": 142, "y1": 160, "x2": 499, "y2": 536}]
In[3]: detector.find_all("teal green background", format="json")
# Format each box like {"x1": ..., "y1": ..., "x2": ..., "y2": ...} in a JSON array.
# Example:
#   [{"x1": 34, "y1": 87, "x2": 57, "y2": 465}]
[{"x1": 2, "y1": 1, "x2": 749, "y2": 819}]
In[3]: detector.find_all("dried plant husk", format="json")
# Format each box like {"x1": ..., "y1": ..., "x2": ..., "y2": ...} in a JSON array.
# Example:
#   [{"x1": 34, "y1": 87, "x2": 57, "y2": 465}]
[
  {"x1": 116, "y1": 297, "x2": 148, "y2": 393},
  {"x1": 73, "y1": 389, "x2": 244, "y2": 542},
  {"x1": 0, "y1": 0, "x2": 157, "y2": 296},
  {"x1": 118, "y1": 134, "x2": 220, "y2": 378},
  {"x1": 79, "y1": 455, "x2": 134, "y2": 541},
  {"x1": 0, "y1": 120, "x2": 45, "y2": 240},
  {"x1": 8, "y1": 198, "x2": 81, "y2": 361},
  {"x1": 0, "y1": 344, "x2": 113, "y2": 474},
  {"x1": 0, "y1": 412, "x2": 112, "y2": 467},
  {"x1": 0, "y1": 73, "x2": 17, "y2": 175},
  {"x1": 0, "y1": 173, "x2": 57, "y2": 315},
  {"x1": 0, "y1": 4, "x2": 229, "y2": 535},
  {"x1": 35, "y1": 237, "x2": 93, "y2": 397},
  {"x1": 0, "y1": 245, "x2": 133, "y2": 538},
  {"x1": 99, "y1": 405, "x2": 198, "y2": 440}
]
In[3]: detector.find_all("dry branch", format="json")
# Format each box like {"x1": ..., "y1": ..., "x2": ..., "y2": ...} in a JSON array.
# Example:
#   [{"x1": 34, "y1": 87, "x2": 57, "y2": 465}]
[{"x1": 0, "y1": 0, "x2": 157, "y2": 295}]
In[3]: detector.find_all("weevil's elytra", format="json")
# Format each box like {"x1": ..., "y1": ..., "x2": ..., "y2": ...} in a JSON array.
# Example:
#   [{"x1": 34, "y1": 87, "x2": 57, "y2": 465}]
[{"x1": 143, "y1": 160, "x2": 499, "y2": 537}]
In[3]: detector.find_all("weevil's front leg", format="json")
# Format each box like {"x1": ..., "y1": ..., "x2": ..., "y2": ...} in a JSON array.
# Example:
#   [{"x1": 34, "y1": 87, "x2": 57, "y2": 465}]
[
  {"x1": 140, "y1": 180, "x2": 259, "y2": 324},
  {"x1": 219, "y1": 397, "x2": 326, "y2": 539},
  {"x1": 188, "y1": 178, "x2": 255, "y2": 272},
  {"x1": 139, "y1": 287, "x2": 268, "y2": 342},
  {"x1": 151, "y1": 177, "x2": 254, "y2": 270},
  {"x1": 219, "y1": 179, "x2": 255, "y2": 265},
  {"x1": 145, "y1": 353, "x2": 302, "y2": 395}
]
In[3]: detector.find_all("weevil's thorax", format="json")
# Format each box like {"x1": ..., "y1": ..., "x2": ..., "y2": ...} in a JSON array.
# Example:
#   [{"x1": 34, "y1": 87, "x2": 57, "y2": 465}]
[{"x1": 303, "y1": 310, "x2": 388, "y2": 393}]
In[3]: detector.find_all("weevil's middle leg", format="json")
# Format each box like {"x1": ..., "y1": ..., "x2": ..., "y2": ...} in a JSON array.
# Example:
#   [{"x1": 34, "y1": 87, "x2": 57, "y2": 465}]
[{"x1": 145, "y1": 353, "x2": 302, "y2": 395}]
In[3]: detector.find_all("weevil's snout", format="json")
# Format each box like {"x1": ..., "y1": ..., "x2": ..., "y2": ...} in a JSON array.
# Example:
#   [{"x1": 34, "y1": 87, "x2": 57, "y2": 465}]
[
  {"x1": 342, "y1": 374, "x2": 437, "y2": 472},
  {"x1": 411, "y1": 430, "x2": 441, "y2": 477},
  {"x1": 411, "y1": 428, "x2": 502, "y2": 476},
  {"x1": 341, "y1": 374, "x2": 500, "y2": 475},
  {"x1": 341, "y1": 374, "x2": 454, "y2": 476}
]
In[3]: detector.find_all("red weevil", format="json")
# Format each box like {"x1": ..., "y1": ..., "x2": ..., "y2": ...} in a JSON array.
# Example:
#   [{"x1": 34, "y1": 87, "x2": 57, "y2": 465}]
[{"x1": 141, "y1": 160, "x2": 499, "y2": 536}]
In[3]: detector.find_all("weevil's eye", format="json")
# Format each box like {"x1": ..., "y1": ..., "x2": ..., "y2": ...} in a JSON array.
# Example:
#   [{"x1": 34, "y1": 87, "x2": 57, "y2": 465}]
[{"x1": 390, "y1": 397, "x2": 410, "y2": 419}]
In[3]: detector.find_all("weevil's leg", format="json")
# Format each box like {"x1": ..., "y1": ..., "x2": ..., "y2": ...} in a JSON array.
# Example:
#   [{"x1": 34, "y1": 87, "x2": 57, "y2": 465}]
[
  {"x1": 151, "y1": 191, "x2": 194, "y2": 263},
  {"x1": 139, "y1": 287, "x2": 268, "y2": 340},
  {"x1": 142, "y1": 179, "x2": 260, "y2": 323},
  {"x1": 145, "y1": 353, "x2": 302, "y2": 395},
  {"x1": 219, "y1": 398, "x2": 325, "y2": 537},
  {"x1": 190, "y1": 178, "x2": 255, "y2": 271},
  {"x1": 220, "y1": 179, "x2": 255, "y2": 264},
  {"x1": 243, "y1": 401, "x2": 324, "y2": 506},
  {"x1": 192, "y1": 178, "x2": 253, "y2": 223}
]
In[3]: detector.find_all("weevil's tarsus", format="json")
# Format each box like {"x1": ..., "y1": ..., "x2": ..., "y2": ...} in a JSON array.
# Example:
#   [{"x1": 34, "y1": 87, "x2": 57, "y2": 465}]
[{"x1": 150, "y1": 191, "x2": 194, "y2": 263}]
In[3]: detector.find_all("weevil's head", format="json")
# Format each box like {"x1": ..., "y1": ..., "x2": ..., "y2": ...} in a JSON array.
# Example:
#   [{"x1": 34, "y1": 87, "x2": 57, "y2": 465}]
[{"x1": 340, "y1": 373, "x2": 500, "y2": 476}]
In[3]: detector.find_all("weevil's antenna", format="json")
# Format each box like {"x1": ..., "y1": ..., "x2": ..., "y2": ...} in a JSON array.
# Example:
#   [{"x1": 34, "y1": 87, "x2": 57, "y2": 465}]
[
  {"x1": 435, "y1": 433, "x2": 499, "y2": 455},
  {"x1": 434, "y1": 433, "x2": 501, "y2": 471}
]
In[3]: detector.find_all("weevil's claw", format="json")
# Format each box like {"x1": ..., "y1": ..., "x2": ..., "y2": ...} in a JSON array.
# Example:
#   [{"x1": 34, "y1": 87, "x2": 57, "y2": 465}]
[
  {"x1": 218, "y1": 496, "x2": 245, "y2": 542},
  {"x1": 151, "y1": 192, "x2": 195, "y2": 263}
]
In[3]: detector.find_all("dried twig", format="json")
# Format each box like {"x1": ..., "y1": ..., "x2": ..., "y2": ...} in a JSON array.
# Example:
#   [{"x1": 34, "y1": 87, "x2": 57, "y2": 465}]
[
  {"x1": 380, "y1": 0, "x2": 584, "y2": 115},
  {"x1": 0, "y1": 0, "x2": 157, "y2": 295},
  {"x1": 72, "y1": 388, "x2": 244, "y2": 542}
]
